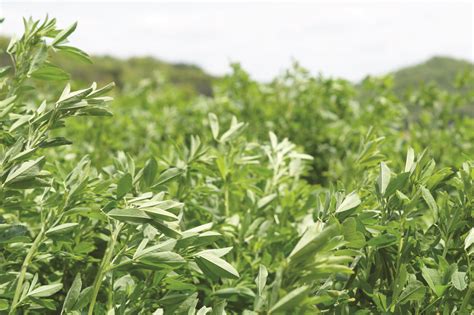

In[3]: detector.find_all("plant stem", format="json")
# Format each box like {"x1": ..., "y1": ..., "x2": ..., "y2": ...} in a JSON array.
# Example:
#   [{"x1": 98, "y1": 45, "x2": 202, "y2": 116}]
[
  {"x1": 9, "y1": 227, "x2": 45, "y2": 315},
  {"x1": 460, "y1": 283, "x2": 473, "y2": 313},
  {"x1": 88, "y1": 222, "x2": 123, "y2": 315},
  {"x1": 224, "y1": 187, "x2": 230, "y2": 217}
]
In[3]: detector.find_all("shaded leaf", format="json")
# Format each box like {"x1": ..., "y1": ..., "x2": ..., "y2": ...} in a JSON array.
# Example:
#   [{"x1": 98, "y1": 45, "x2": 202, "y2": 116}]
[
  {"x1": 269, "y1": 285, "x2": 310, "y2": 314},
  {"x1": 195, "y1": 252, "x2": 239, "y2": 279}
]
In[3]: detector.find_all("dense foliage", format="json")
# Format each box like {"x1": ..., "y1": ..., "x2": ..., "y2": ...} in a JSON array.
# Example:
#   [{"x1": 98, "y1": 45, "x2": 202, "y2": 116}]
[{"x1": 0, "y1": 18, "x2": 473, "y2": 314}]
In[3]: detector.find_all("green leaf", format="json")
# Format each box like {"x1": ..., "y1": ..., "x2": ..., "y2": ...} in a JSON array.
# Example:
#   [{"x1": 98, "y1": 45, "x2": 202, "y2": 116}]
[
  {"x1": 31, "y1": 64, "x2": 70, "y2": 81},
  {"x1": 384, "y1": 172, "x2": 409, "y2": 197},
  {"x1": 138, "y1": 251, "x2": 185, "y2": 269},
  {"x1": 27, "y1": 283, "x2": 63, "y2": 297},
  {"x1": 139, "y1": 200, "x2": 183, "y2": 213},
  {"x1": 0, "y1": 95, "x2": 16, "y2": 119},
  {"x1": 154, "y1": 167, "x2": 183, "y2": 186},
  {"x1": 220, "y1": 117, "x2": 245, "y2": 143},
  {"x1": 195, "y1": 231, "x2": 221, "y2": 246},
  {"x1": 88, "y1": 82, "x2": 115, "y2": 98},
  {"x1": 72, "y1": 286, "x2": 93, "y2": 311},
  {"x1": 56, "y1": 45, "x2": 92, "y2": 63},
  {"x1": 464, "y1": 228, "x2": 474, "y2": 250},
  {"x1": 141, "y1": 208, "x2": 178, "y2": 222},
  {"x1": 28, "y1": 43, "x2": 48, "y2": 75},
  {"x1": 52, "y1": 22, "x2": 77, "y2": 46},
  {"x1": 62, "y1": 273, "x2": 81, "y2": 313},
  {"x1": 421, "y1": 267, "x2": 446, "y2": 297},
  {"x1": 158, "y1": 293, "x2": 192, "y2": 305},
  {"x1": 451, "y1": 271, "x2": 467, "y2": 291},
  {"x1": 195, "y1": 252, "x2": 239, "y2": 279},
  {"x1": 197, "y1": 306, "x2": 213, "y2": 315},
  {"x1": 4, "y1": 157, "x2": 45, "y2": 186},
  {"x1": 405, "y1": 147, "x2": 415, "y2": 172},
  {"x1": 45, "y1": 223, "x2": 78, "y2": 236},
  {"x1": 143, "y1": 158, "x2": 158, "y2": 187},
  {"x1": 4, "y1": 177, "x2": 50, "y2": 189},
  {"x1": 398, "y1": 280, "x2": 426, "y2": 304},
  {"x1": 391, "y1": 264, "x2": 408, "y2": 304},
  {"x1": 28, "y1": 297, "x2": 56, "y2": 310},
  {"x1": 372, "y1": 292, "x2": 388, "y2": 312},
  {"x1": 212, "y1": 300, "x2": 227, "y2": 315},
  {"x1": 0, "y1": 95, "x2": 16, "y2": 109},
  {"x1": 208, "y1": 113, "x2": 219, "y2": 140},
  {"x1": 342, "y1": 217, "x2": 365, "y2": 248},
  {"x1": 39, "y1": 137, "x2": 72, "y2": 148},
  {"x1": 257, "y1": 194, "x2": 277, "y2": 209},
  {"x1": 255, "y1": 264, "x2": 268, "y2": 296},
  {"x1": 117, "y1": 173, "x2": 133, "y2": 199},
  {"x1": 419, "y1": 186, "x2": 438, "y2": 232},
  {"x1": 367, "y1": 233, "x2": 397, "y2": 248},
  {"x1": 269, "y1": 285, "x2": 310, "y2": 314},
  {"x1": 9, "y1": 114, "x2": 31, "y2": 132},
  {"x1": 108, "y1": 208, "x2": 151, "y2": 225},
  {"x1": 0, "y1": 299, "x2": 8, "y2": 311},
  {"x1": 335, "y1": 191, "x2": 361, "y2": 213},
  {"x1": 269, "y1": 132, "x2": 278, "y2": 148},
  {"x1": 378, "y1": 162, "x2": 391, "y2": 196},
  {"x1": 195, "y1": 247, "x2": 233, "y2": 258},
  {"x1": 420, "y1": 186, "x2": 438, "y2": 213},
  {"x1": 150, "y1": 220, "x2": 182, "y2": 238},
  {"x1": 289, "y1": 224, "x2": 340, "y2": 263},
  {"x1": 214, "y1": 287, "x2": 255, "y2": 298}
]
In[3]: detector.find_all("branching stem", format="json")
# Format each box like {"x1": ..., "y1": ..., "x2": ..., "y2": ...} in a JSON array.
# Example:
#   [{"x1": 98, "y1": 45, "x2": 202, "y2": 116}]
[{"x1": 88, "y1": 222, "x2": 123, "y2": 315}]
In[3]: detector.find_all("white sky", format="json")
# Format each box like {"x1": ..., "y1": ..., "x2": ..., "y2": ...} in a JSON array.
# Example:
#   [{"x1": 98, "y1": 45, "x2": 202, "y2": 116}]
[{"x1": 0, "y1": 1, "x2": 473, "y2": 81}]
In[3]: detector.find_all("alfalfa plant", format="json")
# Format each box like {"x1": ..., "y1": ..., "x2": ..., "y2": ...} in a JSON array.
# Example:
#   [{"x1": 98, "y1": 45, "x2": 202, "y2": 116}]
[{"x1": 0, "y1": 17, "x2": 238, "y2": 314}]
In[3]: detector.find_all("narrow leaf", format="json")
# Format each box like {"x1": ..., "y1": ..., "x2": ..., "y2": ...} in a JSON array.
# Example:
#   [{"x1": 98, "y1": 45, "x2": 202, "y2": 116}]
[
  {"x1": 255, "y1": 264, "x2": 268, "y2": 296},
  {"x1": 28, "y1": 283, "x2": 63, "y2": 297}
]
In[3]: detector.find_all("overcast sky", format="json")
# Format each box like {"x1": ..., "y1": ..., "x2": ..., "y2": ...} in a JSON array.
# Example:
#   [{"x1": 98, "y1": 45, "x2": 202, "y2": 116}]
[{"x1": 0, "y1": 1, "x2": 473, "y2": 81}]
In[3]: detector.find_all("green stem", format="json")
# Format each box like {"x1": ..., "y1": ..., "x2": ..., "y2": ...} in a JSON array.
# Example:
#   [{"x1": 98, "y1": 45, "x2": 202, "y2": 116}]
[
  {"x1": 420, "y1": 295, "x2": 442, "y2": 314},
  {"x1": 224, "y1": 187, "x2": 230, "y2": 217},
  {"x1": 9, "y1": 227, "x2": 45, "y2": 314},
  {"x1": 442, "y1": 234, "x2": 451, "y2": 258},
  {"x1": 88, "y1": 222, "x2": 123, "y2": 315},
  {"x1": 460, "y1": 283, "x2": 473, "y2": 313}
]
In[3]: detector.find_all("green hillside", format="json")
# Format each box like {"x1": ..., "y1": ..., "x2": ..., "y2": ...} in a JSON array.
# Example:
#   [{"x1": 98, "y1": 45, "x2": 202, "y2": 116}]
[
  {"x1": 0, "y1": 36, "x2": 215, "y2": 96},
  {"x1": 2, "y1": 35, "x2": 472, "y2": 96},
  {"x1": 392, "y1": 56, "x2": 474, "y2": 93}
]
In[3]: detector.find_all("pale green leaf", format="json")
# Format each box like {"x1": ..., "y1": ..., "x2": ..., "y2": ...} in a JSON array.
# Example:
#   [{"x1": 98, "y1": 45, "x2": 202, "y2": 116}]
[
  {"x1": 28, "y1": 283, "x2": 63, "y2": 297},
  {"x1": 378, "y1": 162, "x2": 391, "y2": 196},
  {"x1": 45, "y1": 223, "x2": 79, "y2": 236},
  {"x1": 255, "y1": 264, "x2": 268, "y2": 296},
  {"x1": 335, "y1": 191, "x2": 361, "y2": 213},
  {"x1": 195, "y1": 252, "x2": 239, "y2": 279}
]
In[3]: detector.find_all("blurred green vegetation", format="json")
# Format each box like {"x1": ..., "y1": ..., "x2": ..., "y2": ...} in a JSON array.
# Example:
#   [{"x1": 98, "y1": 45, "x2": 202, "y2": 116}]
[
  {"x1": 0, "y1": 36, "x2": 215, "y2": 97},
  {"x1": 2, "y1": 35, "x2": 472, "y2": 98},
  {"x1": 1, "y1": 34, "x2": 472, "y2": 186},
  {"x1": 392, "y1": 56, "x2": 474, "y2": 94}
]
